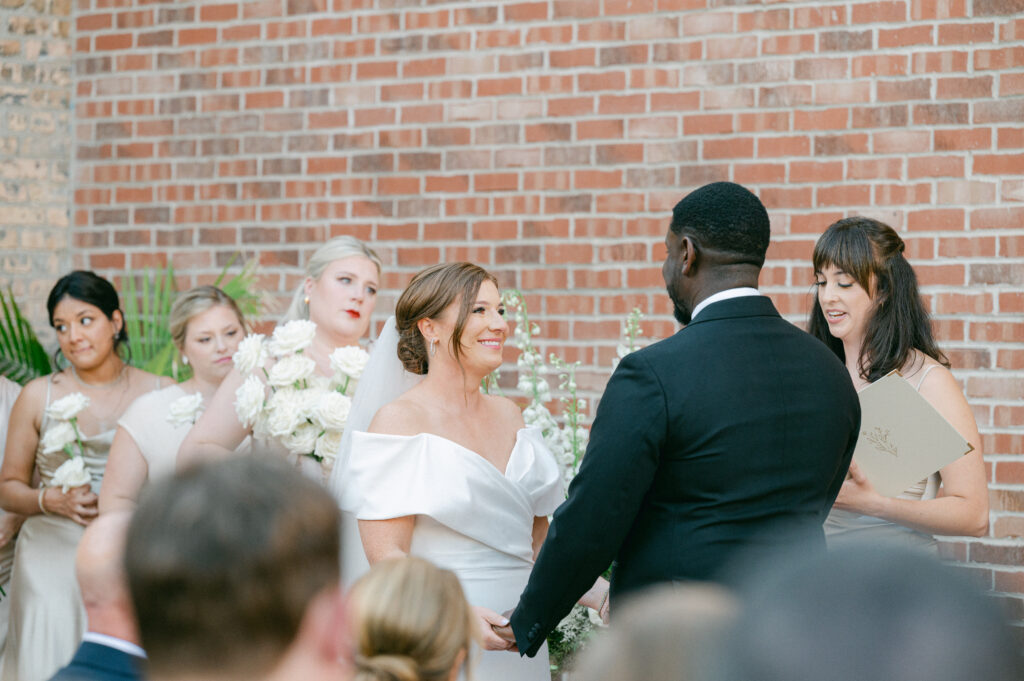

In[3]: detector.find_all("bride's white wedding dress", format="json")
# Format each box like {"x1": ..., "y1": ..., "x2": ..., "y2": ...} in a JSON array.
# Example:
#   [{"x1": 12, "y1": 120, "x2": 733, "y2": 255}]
[{"x1": 345, "y1": 426, "x2": 563, "y2": 681}]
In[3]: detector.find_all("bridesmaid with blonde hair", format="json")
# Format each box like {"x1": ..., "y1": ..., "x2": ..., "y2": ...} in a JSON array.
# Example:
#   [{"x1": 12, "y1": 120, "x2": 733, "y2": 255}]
[
  {"x1": 178, "y1": 236, "x2": 382, "y2": 464},
  {"x1": 100, "y1": 286, "x2": 248, "y2": 513}
]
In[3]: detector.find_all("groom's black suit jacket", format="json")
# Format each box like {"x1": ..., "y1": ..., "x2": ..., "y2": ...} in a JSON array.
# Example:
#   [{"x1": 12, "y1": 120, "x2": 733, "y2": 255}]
[{"x1": 511, "y1": 296, "x2": 860, "y2": 656}]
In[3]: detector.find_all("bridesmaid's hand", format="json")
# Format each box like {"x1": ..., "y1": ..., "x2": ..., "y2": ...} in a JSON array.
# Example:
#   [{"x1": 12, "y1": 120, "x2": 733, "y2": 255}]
[
  {"x1": 832, "y1": 462, "x2": 884, "y2": 516},
  {"x1": 46, "y1": 485, "x2": 99, "y2": 526},
  {"x1": 474, "y1": 606, "x2": 516, "y2": 651}
]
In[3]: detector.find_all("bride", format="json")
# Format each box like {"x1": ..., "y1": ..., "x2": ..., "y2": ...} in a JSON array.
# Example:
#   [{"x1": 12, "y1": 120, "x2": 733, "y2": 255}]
[{"x1": 335, "y1": 262, "x2": 608, "y2": 680}]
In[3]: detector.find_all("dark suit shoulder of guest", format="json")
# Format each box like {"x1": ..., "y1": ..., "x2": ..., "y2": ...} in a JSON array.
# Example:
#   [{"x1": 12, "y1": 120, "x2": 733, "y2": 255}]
[
  {"x1": 48, "y1": 641, "x2": 145, "y2": 681},
  {"x1": 511, "y1": 295, "x2": 860, "y2": 656}
]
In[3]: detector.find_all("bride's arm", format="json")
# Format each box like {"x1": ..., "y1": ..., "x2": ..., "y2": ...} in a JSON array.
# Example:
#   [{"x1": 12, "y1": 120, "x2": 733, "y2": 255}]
[
  {"x1": 358, "y1": 517, "x2": 414, "y2": 563},
  {"x1": 177, "y1": 369, "x2": 251, "y2": 469}
]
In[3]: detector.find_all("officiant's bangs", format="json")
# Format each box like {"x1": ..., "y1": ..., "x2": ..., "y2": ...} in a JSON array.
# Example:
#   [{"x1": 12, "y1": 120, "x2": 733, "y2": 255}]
[{"x1": 812, "y1": 222, "x2": 876, "y2": 293}]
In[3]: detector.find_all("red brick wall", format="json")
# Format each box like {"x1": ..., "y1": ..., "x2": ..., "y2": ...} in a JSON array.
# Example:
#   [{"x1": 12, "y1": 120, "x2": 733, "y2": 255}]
[
  {"x1": 0, "y1": 0, "x2": 73, "y2": 336},
  {"x1": 72, "y1": 0, "x2": 1024, "y2": 631}
]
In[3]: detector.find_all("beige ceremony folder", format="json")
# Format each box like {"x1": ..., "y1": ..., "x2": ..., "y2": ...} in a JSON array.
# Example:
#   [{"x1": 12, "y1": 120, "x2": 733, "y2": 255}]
[{"x1": 852, "y1": 370, "x2": 973, "y2": 498}]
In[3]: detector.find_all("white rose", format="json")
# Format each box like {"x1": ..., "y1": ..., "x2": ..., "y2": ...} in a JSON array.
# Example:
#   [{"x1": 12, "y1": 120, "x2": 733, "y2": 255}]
[
  {"x1": 167, "y1": 393, "x2": 204, "y2": 428},
  {"x1": 266, "y1": 354, "x2": 316, "y2": 388},
  {"x1": 252, "y1": 411, "x2": 271, "y2": 441},
  {"x1": 232, "y1": 334, "x2": 267, "y2": 375},
  {"x1": 307, "y1": 374, "x2": 333, "y2": 392},
  {"x1": 329, "y1": 346, "x2": 370, "y2": 383},
  {"x1": 40, "y1": 421, "x2": 77, "y2": 455},
  {"x1": 280, "y1": 422, "x2": 319, "y2": 456},
  {"x1": 314, "y1": 429, "x2": 343, "y2": 465},
  {"x1": 313, "y1": 391, "x2": 351, "y2": 432},
  {"x1": 267, "y1": 319, "x2": 317, "y2": 357},
  {"x1": 45, "y1": 392, "x2": 89, "y2": 422},
  {"x1": 264, "y1": 388, "x2": 307, "y2": 438},
  {"x1": 51, "y1": 456, "x2": 92, "y2": 492},
  {"x1": 234, "y1": 374, "x2": 267, "y2": 428}
]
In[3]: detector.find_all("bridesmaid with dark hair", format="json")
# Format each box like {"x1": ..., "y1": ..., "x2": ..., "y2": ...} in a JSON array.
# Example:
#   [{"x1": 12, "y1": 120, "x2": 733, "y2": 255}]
[
  {"x1": 0, "y1": 271, "x2": 167, "y2": 681},
  {"x1": 809, "y1": 217, "x2": 988, "y2": 552}
]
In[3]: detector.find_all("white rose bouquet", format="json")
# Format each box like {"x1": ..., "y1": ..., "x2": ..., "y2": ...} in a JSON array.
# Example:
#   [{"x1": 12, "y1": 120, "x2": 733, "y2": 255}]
[
  {"x1": 232, "y1": 319, "x2": 367, "y2": 479},
  {"x1": 41, "y1": 392, "x2": 94, "y2": 492}
]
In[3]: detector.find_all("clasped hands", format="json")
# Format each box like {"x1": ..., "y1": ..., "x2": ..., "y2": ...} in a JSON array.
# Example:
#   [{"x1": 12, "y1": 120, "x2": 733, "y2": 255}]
[{"x1": 484, "y1": 577, "x2": 611, "y2": 653}]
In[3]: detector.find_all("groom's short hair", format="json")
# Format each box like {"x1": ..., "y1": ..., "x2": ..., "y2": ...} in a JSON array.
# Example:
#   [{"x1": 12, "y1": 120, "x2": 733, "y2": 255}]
[
  {"x1": 670, "y1": 181, "x2": 770, "y2": 267},
  {"x1": 125, "y1": 455, "x2": 341, "y2": 679}
]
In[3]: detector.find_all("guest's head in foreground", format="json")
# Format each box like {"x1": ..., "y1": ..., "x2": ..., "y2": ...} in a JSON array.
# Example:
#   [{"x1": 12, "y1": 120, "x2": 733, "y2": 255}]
[
  {"x1": 395, "y1": 262, "x2": 505, "y2": 379},
  {"x1": 573, "y1": 584, "x2": 738, "y2": 681},
  {"x1": 349, "y1": 557, "x2": 476, "y2": 681},
  {"x1": 168, "y1": 285, "x2": 247, "y2": 386},
  {"x1": 663, "y1": 182, "x2": 771, "y2": 325},
  {"x1": 727, "y1": 544, "x2": 1018, "y2": 681},
  {"x1": 809, "y1": 216, "x2": 947, "y2": 383},
  {"x1": 283, "y1": 235, "x2": 382, "y2": 345},
  {"x1": 48, "y1": 270, "x2": 128, "y2": 370},
  {"x1": 125, "y1": 456, "x2": 346, "y2": 681}
]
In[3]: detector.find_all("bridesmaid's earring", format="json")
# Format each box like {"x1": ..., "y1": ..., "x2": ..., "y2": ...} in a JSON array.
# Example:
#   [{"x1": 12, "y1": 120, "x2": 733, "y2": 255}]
[
  {"x1": 182, "y1": 355, "x2": 190, "y2": 366},
  {"x1": 304, "y1": 296, "x2": 310, "y2": 305},
  {"x1": 429, "y1": 339, "x2": 438, "y2": 357}
]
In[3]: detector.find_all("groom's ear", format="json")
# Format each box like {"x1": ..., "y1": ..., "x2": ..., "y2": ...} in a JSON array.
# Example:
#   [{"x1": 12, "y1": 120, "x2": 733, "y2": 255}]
[{"x1": 679, "y1": 236, "x2": 698, "y2": 276}]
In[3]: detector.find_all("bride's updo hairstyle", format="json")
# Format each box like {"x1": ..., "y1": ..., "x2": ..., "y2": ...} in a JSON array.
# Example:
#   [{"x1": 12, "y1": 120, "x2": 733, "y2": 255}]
[
  {"x1": 350, "y1": 557, "x2": 475, "y2": 681},
  {"x1": 395, "y1": 262, "x2": 498, "y2": 375},
  {"x1": 808, "y1": 216, "x2": 948, "y2": 382},
  {"x1": 282, "y1": 236, "x2": 382, "y2": 322}
]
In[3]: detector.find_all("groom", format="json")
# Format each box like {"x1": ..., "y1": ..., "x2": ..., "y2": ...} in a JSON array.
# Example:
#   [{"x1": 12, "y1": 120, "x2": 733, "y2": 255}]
[{"x1": 497, "y1": 182, "x2": 860, "y2": 656}]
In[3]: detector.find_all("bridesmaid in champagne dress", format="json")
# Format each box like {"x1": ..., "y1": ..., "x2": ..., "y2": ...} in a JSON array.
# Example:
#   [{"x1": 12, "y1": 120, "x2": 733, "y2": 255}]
[
  {"x1": 100, "y1": 286, "x2": 249, "y2": 514},
  {"x1": 0, "y1": 272, "x2": 166, "y2": 681},
  {"x1": 343, "y1": 264, "x2": 609, "y2": 681}
]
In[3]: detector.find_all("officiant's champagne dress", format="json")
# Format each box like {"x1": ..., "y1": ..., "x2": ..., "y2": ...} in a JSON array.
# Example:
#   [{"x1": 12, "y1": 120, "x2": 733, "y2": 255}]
[
  {"x1": 2, "y1": 375, "x2": 153, "y2": 681},
  {"x1": 346, "y1": 427, "x2": 563, "y2": 681}
]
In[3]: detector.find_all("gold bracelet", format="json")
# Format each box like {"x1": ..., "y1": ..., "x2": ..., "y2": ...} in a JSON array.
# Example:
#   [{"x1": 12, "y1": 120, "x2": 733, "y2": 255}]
[{"x1": 38, "y1": 487, "x2": 52, "y2": 516}]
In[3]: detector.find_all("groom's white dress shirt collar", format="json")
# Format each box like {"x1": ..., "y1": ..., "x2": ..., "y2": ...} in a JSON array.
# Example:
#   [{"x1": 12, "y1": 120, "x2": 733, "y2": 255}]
[
  {"x1": 690, "y1": 287, "x2": 762, "y2": 321},
  {"x1": 82, "y1": 632, "x2": 147, "y2": 658}
]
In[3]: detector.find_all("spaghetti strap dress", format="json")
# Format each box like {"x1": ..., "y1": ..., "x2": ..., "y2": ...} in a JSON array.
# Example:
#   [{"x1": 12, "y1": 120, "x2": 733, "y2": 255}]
[{"x1": 825, "y1": 364, "x2": 943, "y2": 553}]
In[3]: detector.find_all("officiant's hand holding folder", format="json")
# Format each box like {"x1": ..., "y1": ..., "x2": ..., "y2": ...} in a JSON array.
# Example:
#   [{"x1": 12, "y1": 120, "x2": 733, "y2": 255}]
[{"x1": 851, "y1": 371, "x2": 973, "y2": 498}]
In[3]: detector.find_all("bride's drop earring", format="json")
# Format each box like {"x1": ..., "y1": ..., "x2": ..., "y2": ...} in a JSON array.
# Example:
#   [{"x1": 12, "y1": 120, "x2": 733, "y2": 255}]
[{"x1": 429, "y1": 339, "x2": 438, "y2": 357}]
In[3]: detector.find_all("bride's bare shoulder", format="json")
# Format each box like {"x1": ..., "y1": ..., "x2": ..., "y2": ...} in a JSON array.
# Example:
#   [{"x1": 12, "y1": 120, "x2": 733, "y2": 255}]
[
  {"x1": 367, "y1": 397, "x2": 431, "y2": 436},
  {"x1": 486, "y1": 394, "x2": 525, "y2": 429}
]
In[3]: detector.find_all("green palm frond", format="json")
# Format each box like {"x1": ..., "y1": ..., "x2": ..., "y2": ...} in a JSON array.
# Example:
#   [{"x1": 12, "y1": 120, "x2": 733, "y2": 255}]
[
  {"x1": 215, "y1": 255, "x2": 268, "y2": 321},
  {"x1": 122, "y1": 265, "x2": 177, "y2": 376},
  {"x1": 0, "y1": 289, "x2": 52, "y2": 384}
]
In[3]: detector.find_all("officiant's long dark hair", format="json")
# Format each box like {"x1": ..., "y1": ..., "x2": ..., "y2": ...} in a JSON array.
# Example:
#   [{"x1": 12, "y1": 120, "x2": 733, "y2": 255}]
[{"x1": 808, "y1": 217, "x2": 948, "y2": 383}]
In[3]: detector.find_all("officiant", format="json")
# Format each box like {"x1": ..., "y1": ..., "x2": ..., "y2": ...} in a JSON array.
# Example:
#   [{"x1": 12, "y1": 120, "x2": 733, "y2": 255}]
[{"x1": 810, "y1": 217, "x2": 988, "y2": 551}]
